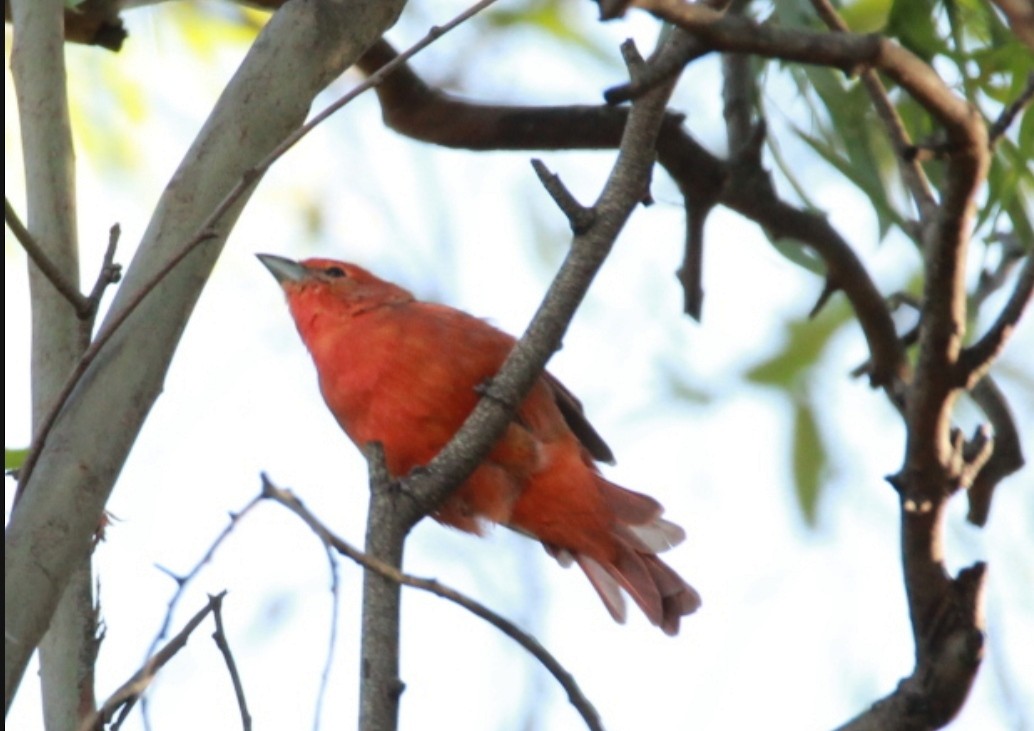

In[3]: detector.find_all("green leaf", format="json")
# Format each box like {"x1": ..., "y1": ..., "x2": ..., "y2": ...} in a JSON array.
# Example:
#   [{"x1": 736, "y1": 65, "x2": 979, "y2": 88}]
[
  {"x1": 792, "y1": 400, "x2": 825, "y2": 526},
  {"x1": 886, "y1": 0, "x2": 946, "y2": 61},
  {"x1": 746, "y1": 301, "x2": 852, "y2": 387},
  {"x1": 839, "y1": 0, "x2": 894, "y2": 33},
  {"x1": 793, "y1": 126, "x2": 906, "y2": 239},
  {"x1": 5, "y1": 448, "x2": 29, "y2": 471},
  {"x1": 485, "y1": 2, "x2": 614, "y2": 65}
]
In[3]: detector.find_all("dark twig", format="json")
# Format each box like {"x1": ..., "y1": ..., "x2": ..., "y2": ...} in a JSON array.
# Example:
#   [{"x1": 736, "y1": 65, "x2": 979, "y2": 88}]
[
  {"x1": 850, "y1": 293, "x2": 921, "y2": 377},
  {"x1": 966, "y1": 377, "x2": 1027, "y2": 526},
  {"x1": 973, "y1": 233, "x2": 1025, "y2": 310},
  {"x1": 958, "y1": 252, "x2": 1034, "y2": 389},
  {"x1": 6, "y1": 197, "x2": 90, "y2": 316},
  {"x1": 604, "y1": 28, "x2": 707, "y2": 104},
  {"x1": 313, "y1": 546, "x2": 342, "y2": 731},
  {"x1": 78, "y1": 594, "x2": 225, "y2": 731},
  {"x1": 677, "y1": 195, "x2": 712, "y2": 320},
  {"x1": 210, "y1": 594, "x2": 251, "y2": 731},
  {"x1": 13, "y1": 0, "x2": 503, "y2": 494},
  {"x1": 714, "y1": 3, "x2": 757, "y2": 321},
  {"x1": 531, "y1": 160, "x2": 596, "y2": 234},
  {"x1": 988, "y1": 72, "x2": 1034, "y2": 146},
  {"x1": 260, "y1": 476, "x2": 605, "y2": 731},
  {"x1": 602, "y1": 0, "x2": 733, "y2": 104},
  {"x1": 145, "y1": 497, "x2": 263, "y2": 660}
]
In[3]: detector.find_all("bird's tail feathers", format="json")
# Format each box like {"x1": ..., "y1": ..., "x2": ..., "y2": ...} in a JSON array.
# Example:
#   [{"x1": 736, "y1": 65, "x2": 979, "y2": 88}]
[{"x1": 569, "y1": 478, "x2": 701, "y2": 635}]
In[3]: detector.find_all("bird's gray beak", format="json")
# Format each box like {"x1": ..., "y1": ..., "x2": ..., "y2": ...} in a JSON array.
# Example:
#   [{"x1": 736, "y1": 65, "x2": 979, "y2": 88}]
[{"x1": 257, "y1": 253, "x2": 308, "y2": 284}]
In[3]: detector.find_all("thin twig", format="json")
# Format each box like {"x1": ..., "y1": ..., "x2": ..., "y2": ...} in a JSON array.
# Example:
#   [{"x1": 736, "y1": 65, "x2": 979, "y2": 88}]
[
  {"x1": 958, "y1": 252, "x2": 1034, "y2": 388},
  {"x1": 78, "y1": 593, "x2": 225, "y2": 731},
  {"x1": 210, "y1": 593, "x2": 252, "y2": 731},
  {"x1": 5, "y1": 197, "x2": 90, "y2": 316},
  {"x1": 973, "y1": 233, "x2": 1025, "y2": 310},
  {"x1": 531, "y1": 159, "x2": 595, "y2": 233},
  {"x1": 967, "y1": 377, "x2": 1026, "y2": 525},
  {"x1": 83, "y1": 223, "x2": 123, "y2": 330},
  {"x1": 145, "y1": 496, "x2": 264, "y2": 660},
  {"x1": 313, "y1": 545, "x2": 341, "y2": 731},
  {"x1": 260, "y1": 476, "x2": 605, "y2": 731},
  {"x1": 14, "y1": 0, "x2": 504, "y2": 493},
  {"x1": 988, "y1": 72, "x2": 1034, "y2": 146}
]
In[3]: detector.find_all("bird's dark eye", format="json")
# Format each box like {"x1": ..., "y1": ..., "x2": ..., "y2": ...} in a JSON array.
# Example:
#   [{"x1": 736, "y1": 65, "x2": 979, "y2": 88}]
[{"x1": 324, "y1": 266, "x2": 347, "y2": 278}]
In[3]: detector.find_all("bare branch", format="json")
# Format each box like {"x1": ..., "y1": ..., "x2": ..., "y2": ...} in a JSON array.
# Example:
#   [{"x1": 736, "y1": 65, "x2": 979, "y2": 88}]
[
  {"x1": 966, "y1": 377, "x2": 1026, "y2": 526},
  {"x1": 958, "y1": 253, "x2": 1033, "y2": 388},
  {"x1": 835, "y1": 561, "x2": 986, "y2": 731},
  {"x1": 531, "y1": 159, "x2": 596, "y2": 234},
  {"x1": 79, "y1": 594, "x2": 225, "y2": 731},
  {"x1": 313, "y1": 546, "x2": 342, "y2": 731},
  {"x1": 9, "y1": 0, "x2": 98, "y2": 723},
  {"x1": 261, "y1": 476, "x2": 605, "y2": 731},
  {"x1": 210, "y1": 594, "x2": 251, "y2": 731},
  {"x1": 988, "y1": 72, "x2": 1034, "y2": 145},
  {"x1": 5, "y1": 197, "x2": 90, "y2": 316},
  {"x1": 82, "y1": 224, "x2": 123, "y2": 329},
  {"x1": 146, "y1": 497, "x2": 264, "y2": 659}
]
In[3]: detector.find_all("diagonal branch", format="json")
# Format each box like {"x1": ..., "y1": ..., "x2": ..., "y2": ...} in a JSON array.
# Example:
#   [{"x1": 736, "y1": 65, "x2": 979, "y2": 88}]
[
  {"x1": 958, "y1": 252, "x2": 1034, "y2": 388},
  {"x1": 988, "y1": 71, "x2": 1034, "y2": 145},
  {"x1": 145, "y1": 496, "x2": 264, "y2": 660},
  {"x1": 261, "y1": 476, "x2": 605, "y2": 731},
  {"x1": 966, "y1": 376, "x2": 1026, "y2": 526},
  {"x1": 5, "y1": 197, "x2": 90, "y2": 316},
  {"x1": 78, "y1": 593, "x2": 226, "y2": 731},
  {"x1": 210, "y1": 594, "x2": 251, "y2": 731}
]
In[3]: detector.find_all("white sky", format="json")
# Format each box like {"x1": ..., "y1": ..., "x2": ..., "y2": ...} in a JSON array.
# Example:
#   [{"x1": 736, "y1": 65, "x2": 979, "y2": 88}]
[{"x1": 6, "y1": 3, "x2": 1033, "y2": 730}]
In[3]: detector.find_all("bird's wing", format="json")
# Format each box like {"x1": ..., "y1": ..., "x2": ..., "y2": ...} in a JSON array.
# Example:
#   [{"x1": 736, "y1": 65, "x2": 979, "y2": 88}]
[{"x1": 542, "y1": 372, "x2": 615, "y2": 465}]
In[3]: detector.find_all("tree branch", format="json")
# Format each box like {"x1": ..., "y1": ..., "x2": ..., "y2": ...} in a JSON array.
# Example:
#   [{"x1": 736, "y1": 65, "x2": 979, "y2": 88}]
[
  {"x1": 78, "y1": 594, "x2": 226, "y2": 731},
  {"x1": 210, "y1": 594, "x2": 251, "y2": 731},
  {"x1": 314, "y1": 546, "x2": 342, "y2": 731},
  {"x1": 958, "y1": 252, "x2": 1034, "y2": 388},
  {"x1": 261, "y1": 476, "x2": 605, "y2": 731},
  {"x1": 988, "y1": 71, "x2": 1034, "y2": 145},
  {"x1": 82, "y1": 223, "x2": 123, "y2": 330},
  {"x1": 9, "y1": 0, "x2": 99, "y2": 725},
  {"x1": 146, "y1": 496, "x2": 264, "y2": 660},
  {"x1": 966, "y1": 377, "x2": 1026, "y2": 526},
  {"x1": 5, "y1": 197, "x2": 90, "y2": 316}
]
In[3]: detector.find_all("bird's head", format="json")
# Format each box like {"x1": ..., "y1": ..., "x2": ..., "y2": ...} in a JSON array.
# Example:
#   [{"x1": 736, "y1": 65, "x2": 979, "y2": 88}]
[{"x1": 257, "y1": 254, "x2": 414, "y2": 321}]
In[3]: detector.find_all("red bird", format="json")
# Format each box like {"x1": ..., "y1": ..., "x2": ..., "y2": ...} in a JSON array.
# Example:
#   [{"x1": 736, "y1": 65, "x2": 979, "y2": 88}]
[{"x1": 259, "y1": 254, "x2": 700, "y2": 634}]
